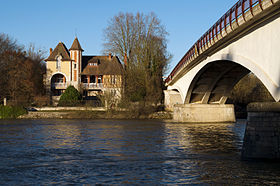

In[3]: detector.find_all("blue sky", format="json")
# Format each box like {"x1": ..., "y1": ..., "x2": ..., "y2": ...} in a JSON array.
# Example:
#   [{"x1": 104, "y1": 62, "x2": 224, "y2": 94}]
[{"x1": 0, "y1": 0, "x2": 236, "y2": 74}]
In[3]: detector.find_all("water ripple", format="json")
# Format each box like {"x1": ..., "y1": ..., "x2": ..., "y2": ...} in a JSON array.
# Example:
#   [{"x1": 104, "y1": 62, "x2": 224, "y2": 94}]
[{"x1": 0, "y1": 119, "x2": 280, "y2": 185}]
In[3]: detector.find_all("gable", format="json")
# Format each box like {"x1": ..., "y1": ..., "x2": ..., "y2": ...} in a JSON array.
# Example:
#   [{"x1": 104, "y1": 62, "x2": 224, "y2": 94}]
[{"x1": 45, "y1": 42, "x2": 72, "y2": 61}]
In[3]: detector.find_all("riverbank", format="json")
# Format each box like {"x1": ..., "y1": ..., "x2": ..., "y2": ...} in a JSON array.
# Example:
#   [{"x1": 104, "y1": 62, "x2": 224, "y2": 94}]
[
  {"x1": 0, "y1": 105, "x2": 27, "y2": 119},
  {"x1": 18, "y1": 107, "x2": 172, "y2": 120}
]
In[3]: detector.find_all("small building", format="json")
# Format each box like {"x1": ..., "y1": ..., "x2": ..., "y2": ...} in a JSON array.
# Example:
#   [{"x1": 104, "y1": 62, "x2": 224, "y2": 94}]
[{"x1": 45, "y1": 37, "x2": 123, "y2": 103}]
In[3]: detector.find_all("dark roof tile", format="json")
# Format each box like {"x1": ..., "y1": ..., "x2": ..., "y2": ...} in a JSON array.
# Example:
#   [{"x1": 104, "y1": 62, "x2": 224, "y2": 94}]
[
  {"x1": 45, "y1": 42, "x2": 72, "y2": 61},
  {"x1": 81, "y1": 56, "x2": 123, "y2": 75},
  {"x1": 69, "y1": 37, "x2": 84, "y2": 51}
]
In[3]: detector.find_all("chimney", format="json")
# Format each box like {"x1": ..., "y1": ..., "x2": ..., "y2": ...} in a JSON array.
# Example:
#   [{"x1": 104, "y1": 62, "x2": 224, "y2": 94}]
[
  {"x1": 108, "y1": 53, "x2": 112, "y2": 60},
  {"x1": 124, "y1": 53, "x2": 128, "y2": 66},
  {"x1": 50, "y1": 48, "x2": 53, "y2": 55}
]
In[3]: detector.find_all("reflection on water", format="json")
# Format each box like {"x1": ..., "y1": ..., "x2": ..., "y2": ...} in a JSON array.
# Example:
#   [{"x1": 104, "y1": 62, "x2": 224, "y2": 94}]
[{"x1": 0, "y1": 119, "x2": 280, "y2": 185}]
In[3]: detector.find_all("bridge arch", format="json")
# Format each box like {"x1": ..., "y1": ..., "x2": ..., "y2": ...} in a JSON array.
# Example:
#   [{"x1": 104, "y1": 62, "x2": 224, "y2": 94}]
[
  {"x1": 183, "y1": 53, "x2": 278, "y2": 104},
  {"x1": 167, "y1": 85, "x2": 184, "y2": 103},
  {"x1": 164, "y1": 85, "x2": 184, "y2": 109}
]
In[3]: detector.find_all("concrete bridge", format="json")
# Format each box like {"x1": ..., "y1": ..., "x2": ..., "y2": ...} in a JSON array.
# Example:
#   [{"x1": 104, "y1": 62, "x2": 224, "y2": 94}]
[{"x1": 165, "y1": 0, "x2": 280, "y2": 159}]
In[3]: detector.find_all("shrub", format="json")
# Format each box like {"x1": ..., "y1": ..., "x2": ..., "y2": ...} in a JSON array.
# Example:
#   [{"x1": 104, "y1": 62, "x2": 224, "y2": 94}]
[
  {"x1": 58, "y1": 86, "x2": 82, "y2": 106},
  {"x1": 32, "y1": 95, "x2": 50, "y2": 107},
  {"x1": 0, "y1": 105, "x2": 27, "y2": 119},
  {"x1": 98, "y1": 90, "x2": 120, "y2": 109}
]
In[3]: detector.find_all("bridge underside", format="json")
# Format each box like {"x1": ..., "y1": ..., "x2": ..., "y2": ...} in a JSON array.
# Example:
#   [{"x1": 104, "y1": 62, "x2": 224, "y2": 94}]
[
  {"x1": 171, "y1": 60, "x2": 253, "y2": 123},
  {"x1": 186, "y1": 60, "x2": 250, "y2": 105}
]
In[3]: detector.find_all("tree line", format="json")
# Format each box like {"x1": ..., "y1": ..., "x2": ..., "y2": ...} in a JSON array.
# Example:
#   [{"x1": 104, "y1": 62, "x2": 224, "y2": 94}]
[{"x1": 0, "y1": 33, "x2": 46, "y2": 106}]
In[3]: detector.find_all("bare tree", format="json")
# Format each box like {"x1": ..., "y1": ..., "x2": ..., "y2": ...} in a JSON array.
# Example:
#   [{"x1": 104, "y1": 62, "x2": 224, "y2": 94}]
[
  {"x1": 25, "y1": 43, "x2": 46, "y2": 95},
  {"x1": 0, "y1": 34, "x2": 21, "y2": 100},
  {"x1": 0, "y1": 33, "x2": 46, "y2": 105},
  {"x1": 0, "y1": 33, "x2": 22, "y2": 54},
  {"x1": 103, "y1": 12, "x2": 171, "y2": 105}
]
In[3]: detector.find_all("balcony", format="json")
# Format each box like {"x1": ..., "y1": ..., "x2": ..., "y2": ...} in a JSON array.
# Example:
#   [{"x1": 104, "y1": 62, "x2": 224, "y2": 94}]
[
  {"x1": 51, "y1": 82, "x2": 67, "y2": 89},
  {"x1": 82, "y1": 83, "x2": 103, "y2": 90}
]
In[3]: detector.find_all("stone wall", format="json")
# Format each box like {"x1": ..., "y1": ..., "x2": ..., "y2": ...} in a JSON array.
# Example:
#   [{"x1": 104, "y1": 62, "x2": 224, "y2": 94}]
[
  {"x1": 242, "y1": 102, "x2": 280, "y2": 160},
  {"x1": 173, "y1": 104, "x2": 235, "y2": 123},
  {"x1": 19, "y1": 112, "x2": 71, "y2": 119}
]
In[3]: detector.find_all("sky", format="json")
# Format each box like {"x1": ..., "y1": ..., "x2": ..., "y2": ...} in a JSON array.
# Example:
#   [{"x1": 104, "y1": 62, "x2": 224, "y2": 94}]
[{"x1": 0, "y1": 0, "x2": 236, "y2": 75}]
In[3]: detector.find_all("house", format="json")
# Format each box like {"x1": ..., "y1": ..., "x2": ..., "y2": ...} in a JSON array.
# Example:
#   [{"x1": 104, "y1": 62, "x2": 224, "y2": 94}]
[{"x1": 45, "y1": 37, "x2": 123, "y2": 103}]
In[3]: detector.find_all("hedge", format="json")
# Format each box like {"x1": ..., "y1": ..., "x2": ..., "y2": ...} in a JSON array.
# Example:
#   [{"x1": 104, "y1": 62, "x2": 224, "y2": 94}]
[{"x1": 0, "y1": 105, "x2": 27, "y2": 119}]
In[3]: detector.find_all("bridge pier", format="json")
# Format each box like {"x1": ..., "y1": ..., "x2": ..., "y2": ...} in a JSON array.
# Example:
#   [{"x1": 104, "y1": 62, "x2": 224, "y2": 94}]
[
  {"x1": 164, "y1": 90, "x2": 183, "y2": 111},
  {"x1": 242, "y1": 102, "x2": 280, "y2": 160},
  {"x1": 173, "y1": 104, "x2": 236, "y2": 123}
]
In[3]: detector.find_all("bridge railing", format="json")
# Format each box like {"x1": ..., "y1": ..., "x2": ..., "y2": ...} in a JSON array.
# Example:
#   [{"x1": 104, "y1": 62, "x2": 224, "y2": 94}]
[{"x1": 165, "y1": 0, "x2": 277, "y2": 85}]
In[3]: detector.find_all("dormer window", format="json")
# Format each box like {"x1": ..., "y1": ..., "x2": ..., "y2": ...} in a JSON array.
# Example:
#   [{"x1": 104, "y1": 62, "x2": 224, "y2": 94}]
[
  {"x1": 88, "y1": 59, "x2": 100, "y2": 67},
  {"x1": 89, "y1": 62, "x2": 98, "y2": 66},
  {"x1": 56, "y1": 55, "x2": 62, "y2": 71}
]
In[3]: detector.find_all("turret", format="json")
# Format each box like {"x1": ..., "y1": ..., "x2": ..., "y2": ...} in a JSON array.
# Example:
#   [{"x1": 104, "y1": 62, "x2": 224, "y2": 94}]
[{"x1": 69, "y1": 37, "x2": 83, "y2": 83}]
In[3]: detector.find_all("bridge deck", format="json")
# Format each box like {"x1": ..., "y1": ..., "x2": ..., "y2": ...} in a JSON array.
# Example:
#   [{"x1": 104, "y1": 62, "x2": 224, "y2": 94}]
[{"x1": 166, "y1": 0, "x2": 280, "y2": 86}]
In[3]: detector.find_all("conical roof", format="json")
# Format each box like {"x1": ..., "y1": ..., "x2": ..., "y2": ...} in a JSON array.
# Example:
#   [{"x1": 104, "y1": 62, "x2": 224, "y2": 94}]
[{"x1": 69, "y1": 37, "x2": 84, "y2": 51}]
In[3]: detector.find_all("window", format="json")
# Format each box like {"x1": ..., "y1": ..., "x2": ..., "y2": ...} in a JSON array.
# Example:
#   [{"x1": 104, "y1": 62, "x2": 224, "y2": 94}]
[
  {"x1": 51, "y1": 74, "x2": 65, "y2": 84},
  {"x1": 82, "y1": 76, "x2": 88, "y2": 83},
  {"x1": 111, "y1": 75, "x2": 116, "y2": 84},
  {"x1": 57, "y1": 77, "x2": 64, "y2": 83},
  {"x1": 90, "y1": 75, "x2": 96, "y2": 83},
  {"x1": 56, "y1": 55, "x2": 62, "y2": 71},
  {"x1": 74, "y1": 63, "x2": 77, "y2": 69},
  {"x1": 89, "y1": 63, "x2": 98, "y2": 66},
  {"x1": 98, "y1": 75, "x2": 103, "y2": 83}
]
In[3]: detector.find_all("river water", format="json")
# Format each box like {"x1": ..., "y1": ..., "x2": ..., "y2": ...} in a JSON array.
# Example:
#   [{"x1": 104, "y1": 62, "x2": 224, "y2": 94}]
[{"x1": 0, "y1": 119, "x2": 280, "y2": 185}]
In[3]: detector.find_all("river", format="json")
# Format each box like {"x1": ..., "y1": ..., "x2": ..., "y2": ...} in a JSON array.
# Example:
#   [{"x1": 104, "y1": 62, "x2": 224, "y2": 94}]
[{"x1": 0, "y1": 119, "x2": 280, "y2": 185}]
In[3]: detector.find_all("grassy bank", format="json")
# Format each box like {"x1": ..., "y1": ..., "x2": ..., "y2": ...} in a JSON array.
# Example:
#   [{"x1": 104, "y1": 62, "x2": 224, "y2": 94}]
[{"x1": 0, "y1": 105, "x2": 27, "y2": 119}]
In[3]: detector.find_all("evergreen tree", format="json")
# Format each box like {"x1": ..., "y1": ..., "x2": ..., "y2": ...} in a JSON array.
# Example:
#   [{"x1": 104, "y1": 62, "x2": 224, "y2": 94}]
[{"x1": 58, "y1": 86, "x2": 81, "y2": 106}]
